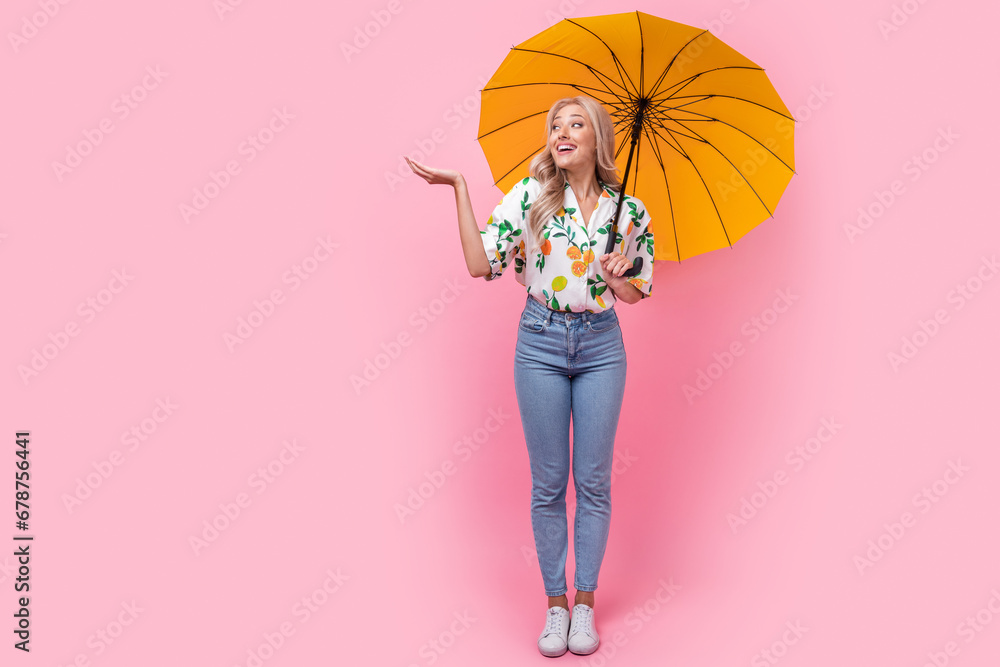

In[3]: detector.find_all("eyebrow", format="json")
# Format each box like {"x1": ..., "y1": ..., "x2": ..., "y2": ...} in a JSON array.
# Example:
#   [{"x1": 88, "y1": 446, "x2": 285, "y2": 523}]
[{"x1": 553, "y1": 114, "x2": 584, "y2": 121}]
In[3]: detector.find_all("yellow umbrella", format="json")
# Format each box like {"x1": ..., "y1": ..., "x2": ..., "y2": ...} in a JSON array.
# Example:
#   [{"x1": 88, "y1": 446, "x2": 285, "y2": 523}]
[{"x1": 477, "y1": 10, "x2": 796, "y2": 263}]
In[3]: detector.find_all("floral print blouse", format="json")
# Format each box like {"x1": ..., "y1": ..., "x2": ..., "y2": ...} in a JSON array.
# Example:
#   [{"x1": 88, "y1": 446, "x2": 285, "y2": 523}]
[{"x1": 480, "y1": 177, "x2": 654, "y2": 312}]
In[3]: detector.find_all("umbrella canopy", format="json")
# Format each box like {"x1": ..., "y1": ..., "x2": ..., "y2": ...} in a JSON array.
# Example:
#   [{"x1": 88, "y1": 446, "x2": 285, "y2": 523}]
[{"x1": 477, "y1": 10, "x2": 796, "y2": 262}]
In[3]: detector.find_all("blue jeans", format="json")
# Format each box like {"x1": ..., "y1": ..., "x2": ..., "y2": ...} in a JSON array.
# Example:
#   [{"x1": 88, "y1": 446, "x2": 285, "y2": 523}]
[{"x1": 513, "y1": 294, "x2": 627, "y2": 597}]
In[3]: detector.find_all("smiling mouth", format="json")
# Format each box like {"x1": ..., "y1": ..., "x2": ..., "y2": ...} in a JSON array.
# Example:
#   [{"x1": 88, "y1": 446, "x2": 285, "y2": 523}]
[{"x1": 556, "y1": 145, "x2": 576, "y2": 154}]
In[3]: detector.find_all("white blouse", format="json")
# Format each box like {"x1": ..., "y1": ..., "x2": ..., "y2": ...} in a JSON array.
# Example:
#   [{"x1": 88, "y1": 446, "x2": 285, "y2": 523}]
[{"x1": 480, "y1": 177, "x2": 654, "y2": 312}]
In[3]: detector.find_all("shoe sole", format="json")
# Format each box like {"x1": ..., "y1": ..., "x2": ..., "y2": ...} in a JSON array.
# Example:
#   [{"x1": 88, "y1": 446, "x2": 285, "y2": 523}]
[
  {"x1": 568, "y1": 639, "x2": 599, "y2": 655},
  {"x1": 538, "y1": 645, "x2": 568, "y2": 657}
]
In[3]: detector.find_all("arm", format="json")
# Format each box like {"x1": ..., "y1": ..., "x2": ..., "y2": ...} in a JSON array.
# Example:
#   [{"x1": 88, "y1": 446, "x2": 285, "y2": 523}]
[
  {"x1": 601, "y1": 199, "x2": 654, "y2": 305},
  {"x1": 599, "y1": 256, "x2": 644, "y2": 304},
  {"x1": 405, "y1": 157, "x2": 491, "y2": 279},
  {"x1": 452, "y1": 175, "x2": 491, "y2": 278}
]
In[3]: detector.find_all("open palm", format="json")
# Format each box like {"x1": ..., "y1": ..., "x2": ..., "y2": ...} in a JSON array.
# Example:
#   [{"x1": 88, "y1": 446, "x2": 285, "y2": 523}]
[{"x1": 405, "y1": 156, "x2": 461, "y2": 186}]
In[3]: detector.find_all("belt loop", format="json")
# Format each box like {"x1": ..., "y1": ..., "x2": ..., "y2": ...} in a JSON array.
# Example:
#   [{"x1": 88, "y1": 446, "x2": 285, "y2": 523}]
[{"x1": 546, "y1": 308, "x2": 554, "y2": 326}]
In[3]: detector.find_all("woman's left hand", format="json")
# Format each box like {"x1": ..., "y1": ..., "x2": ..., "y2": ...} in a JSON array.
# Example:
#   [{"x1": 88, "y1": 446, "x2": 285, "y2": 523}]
[{"x1": 599, "y1": 252, "x2": 632, "y2": 282}]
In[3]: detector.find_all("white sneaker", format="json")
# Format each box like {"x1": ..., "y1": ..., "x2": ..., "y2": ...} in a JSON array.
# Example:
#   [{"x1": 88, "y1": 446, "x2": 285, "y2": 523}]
[
  {"x1": 537, "y1": 606, "x2": 571, "y2": 657},
  {"x1": 567, "y1": 604, "x2": 599, "y2": 655}
]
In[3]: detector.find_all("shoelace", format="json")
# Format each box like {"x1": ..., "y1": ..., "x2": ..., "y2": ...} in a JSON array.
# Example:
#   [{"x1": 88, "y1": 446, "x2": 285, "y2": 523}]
[
  {"x1": 570, "y1": 605, "x2": 595, "y2": 637},
  {"x1": 542, "y1": 608, "x2": 566, "y2": 636}
]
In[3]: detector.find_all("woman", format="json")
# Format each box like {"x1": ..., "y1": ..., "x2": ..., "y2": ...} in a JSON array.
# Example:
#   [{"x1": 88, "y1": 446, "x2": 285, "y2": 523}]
[{"x1": 406, "y1": 95, "x2": 654, "y2": 657}]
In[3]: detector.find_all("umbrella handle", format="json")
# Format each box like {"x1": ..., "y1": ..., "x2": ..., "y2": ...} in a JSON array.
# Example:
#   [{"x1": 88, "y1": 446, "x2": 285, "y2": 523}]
[
  {"x1": 602, "y1": 109, "x2": 646, "y2": 279},
  {"x1": 602, "y1": 212, "x2": 644, "y2": 278},
  {"x1": 622, "y1": 257, "x2": 643, "y2": 278}
]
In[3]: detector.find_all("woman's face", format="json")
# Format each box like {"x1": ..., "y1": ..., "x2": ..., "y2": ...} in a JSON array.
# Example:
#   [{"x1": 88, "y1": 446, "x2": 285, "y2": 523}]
[{"x1": 549, "y1": 103, "x2": 597, "y2": 174}]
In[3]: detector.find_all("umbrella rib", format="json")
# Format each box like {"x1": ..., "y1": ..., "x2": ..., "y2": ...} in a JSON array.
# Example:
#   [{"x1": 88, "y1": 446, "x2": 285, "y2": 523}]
[
  {"x1": 644, "y1": 122, "x2": 735, "y2": 248},
  {"x1": 563, "y1": 18, "x2": 640, "y2": 98},
  {"x1": 665, "y1": 95, "x2": 713, "y2": 111},
  {"x1": 613, "y1": 130, "x2": 631, "y2": 161},
  {"x1": 484, "y1": 80, "x2": 629, "y2": 110},
  {"x1": 637, "y1": 11, "x2": 646, "y2": 98},
  {"x1": 483, "y1": 81, "x2": 625, "y2": 99},
  {"x1": 492, "y1": 144, "x2": 547, "y2": 187},
  {"x1": 477, "y1": 81, "x2": 632, "y2": 140},
  {"x1": 476, "y1": 109, "x2": 550, "y2": 140},
  {"x1": 642, "y1": 122, "x2": 693, "y2": 162},
  {"x1": 667, "y1": 108, "x2": 796, "y2": 174},
  {"x1": 667, "y1": 93, "x2": 796, "y2": 121},
  {"x1": 686, "y1": 157, "x2": 735, "y2": 248},
  {"x1": 670, "y1": 120, "x2": 776, "y2": 218},
  {"x1": 509, "y1": 47, "x2": 632, "y2": 99},
  {"x1": 644, "y1": 117, "x2": 703, "y2": 147},
  {"x1": 646, "y1": 29, "x2": 711, "y2": 101},
  {"x1": 652, "y1": 66, "x2": 764, "y2": 102},
  {"x1": 644, "y1": 133, "x2": 682, "y2": 262}
]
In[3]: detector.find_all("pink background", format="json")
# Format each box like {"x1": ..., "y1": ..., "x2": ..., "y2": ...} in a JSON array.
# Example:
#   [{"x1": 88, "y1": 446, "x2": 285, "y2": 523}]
[{"x1": 3, "y1": 0, "x2": 999, "y2": 665}]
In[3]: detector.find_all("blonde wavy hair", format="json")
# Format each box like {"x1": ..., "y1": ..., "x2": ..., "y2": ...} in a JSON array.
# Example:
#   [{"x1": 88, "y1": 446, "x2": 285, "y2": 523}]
[{"x1": 525, "y1": 96, "x2": 622, "y2": 253}]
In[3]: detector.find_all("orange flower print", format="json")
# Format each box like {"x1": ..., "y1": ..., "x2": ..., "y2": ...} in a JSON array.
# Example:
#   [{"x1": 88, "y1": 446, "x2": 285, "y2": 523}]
[
  {"x1": 582, "y1": 249, "x2": 595, "y2": 264},
  {"x1": 571, "y1": 260, "x2": 587, "y2": 277},
  {"x1": 540, "y1": 238, "x2": 551, "y2": 255},
  {"x1": 566, "y1": 246, "x2": 582, "y2": 260}
]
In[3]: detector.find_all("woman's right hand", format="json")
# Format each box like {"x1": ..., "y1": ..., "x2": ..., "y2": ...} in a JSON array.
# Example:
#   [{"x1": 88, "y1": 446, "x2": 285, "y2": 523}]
[{"x1": 405, "y1": 156, "x2": 463, "y2": 187}]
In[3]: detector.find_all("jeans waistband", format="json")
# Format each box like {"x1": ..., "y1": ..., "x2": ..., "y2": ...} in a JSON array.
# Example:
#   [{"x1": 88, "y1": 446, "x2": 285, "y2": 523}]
[{"x1": 524, "y1": 294, "x2": 615, "y2": 325}]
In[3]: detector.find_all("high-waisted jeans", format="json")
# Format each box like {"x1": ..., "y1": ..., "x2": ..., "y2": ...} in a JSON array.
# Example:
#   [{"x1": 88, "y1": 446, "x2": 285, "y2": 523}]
[{"x1": 513, "y1": 294, "x2": 627, "y2": 597}]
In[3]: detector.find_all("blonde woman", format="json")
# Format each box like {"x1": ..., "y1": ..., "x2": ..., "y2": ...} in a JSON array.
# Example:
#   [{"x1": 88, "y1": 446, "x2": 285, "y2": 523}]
[{"x1": 406, "y1": 95, "x2": 654, "y2": 658}]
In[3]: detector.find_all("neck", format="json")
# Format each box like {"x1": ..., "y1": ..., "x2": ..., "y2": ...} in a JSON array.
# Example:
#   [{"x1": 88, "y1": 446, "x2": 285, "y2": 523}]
[{"x1": 563, "y1": 167, "x2": 600, "y2": 201}]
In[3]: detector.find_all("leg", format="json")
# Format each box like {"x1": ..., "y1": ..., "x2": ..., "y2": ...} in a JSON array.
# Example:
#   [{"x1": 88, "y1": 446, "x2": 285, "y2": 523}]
[
  {"x1": 514, "y1": 330, "x2": 573, "y2": 599},
  {"x1": 570, "y1": 327, "x2": 627, "y2": 596}
]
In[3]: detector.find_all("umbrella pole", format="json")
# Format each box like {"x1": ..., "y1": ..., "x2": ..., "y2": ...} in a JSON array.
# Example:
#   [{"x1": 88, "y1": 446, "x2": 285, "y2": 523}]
[{"x1": 604, "y1": 104, "x2": 646, "y2": 278}]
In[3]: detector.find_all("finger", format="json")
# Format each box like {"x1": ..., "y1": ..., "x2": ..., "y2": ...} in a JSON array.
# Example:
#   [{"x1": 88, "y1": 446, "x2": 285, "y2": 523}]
[
  {"x1": 405, "y1": 157, "x2": 425, "y2": 175},
  {"x1": 408, "y1": 158, "x2": 432, "y2": 175},
  {"x1": 409, "y1": 162, "x2": 434, "y2": 179}
]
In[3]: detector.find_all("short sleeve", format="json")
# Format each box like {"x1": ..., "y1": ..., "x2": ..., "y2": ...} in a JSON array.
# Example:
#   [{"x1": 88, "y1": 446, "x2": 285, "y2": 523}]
[
  {"x1": 622, "y1": 198, "x2": 654, "y2": 299},
  {"x1": 480, "y1": 179, "x2": 528, "y2": 281}
]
